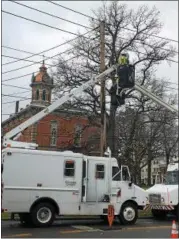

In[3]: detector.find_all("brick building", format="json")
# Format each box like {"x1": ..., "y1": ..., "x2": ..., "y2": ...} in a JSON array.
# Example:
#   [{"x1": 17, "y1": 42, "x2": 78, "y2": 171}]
[{"x1": 2, "y1": 61, "x2": 100, "y2": 155}]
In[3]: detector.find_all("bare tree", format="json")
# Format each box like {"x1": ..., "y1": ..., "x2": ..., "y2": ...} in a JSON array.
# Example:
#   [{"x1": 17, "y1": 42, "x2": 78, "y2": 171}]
[
  {"x1": 52, "y1": 1, "x2": 176, "y2": 156},
  {"x1": 115, "y1": 78, "x2": 177, "y2": 185}
]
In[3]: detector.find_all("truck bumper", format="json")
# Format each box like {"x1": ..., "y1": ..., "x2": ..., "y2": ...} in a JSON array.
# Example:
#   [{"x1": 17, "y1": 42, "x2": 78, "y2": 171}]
[{"x1": 144, "y1": 204, "x2": 174, "y2": 211}]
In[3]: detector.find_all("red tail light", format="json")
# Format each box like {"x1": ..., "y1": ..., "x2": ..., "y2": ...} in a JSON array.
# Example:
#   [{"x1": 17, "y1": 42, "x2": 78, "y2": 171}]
[{"x1": 117, "y1": 189, "x2": 121, "y2": 197}]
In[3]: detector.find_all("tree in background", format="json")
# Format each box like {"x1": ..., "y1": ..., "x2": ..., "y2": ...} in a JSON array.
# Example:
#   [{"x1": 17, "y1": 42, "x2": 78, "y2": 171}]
[{"x1": 115, "y1": 78, "x2": 177, "y2": 185}]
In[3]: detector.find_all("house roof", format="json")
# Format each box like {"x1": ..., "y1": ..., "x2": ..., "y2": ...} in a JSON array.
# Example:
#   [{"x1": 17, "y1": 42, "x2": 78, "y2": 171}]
[{"x1": 1, "y1": 103, "x2": 92, "y2": 127}]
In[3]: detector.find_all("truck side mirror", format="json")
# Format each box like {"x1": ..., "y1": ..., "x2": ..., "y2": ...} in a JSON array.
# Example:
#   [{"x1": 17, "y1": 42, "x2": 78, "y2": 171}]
[{"x1": 128, "y1": 177, "x2": 133, "y2": 187}]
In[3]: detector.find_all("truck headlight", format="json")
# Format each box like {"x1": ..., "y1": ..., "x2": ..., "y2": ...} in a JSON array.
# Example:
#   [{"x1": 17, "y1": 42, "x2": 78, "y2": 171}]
[{"x1": 161, "y1": 197, "x2": 165, "y2": 202}]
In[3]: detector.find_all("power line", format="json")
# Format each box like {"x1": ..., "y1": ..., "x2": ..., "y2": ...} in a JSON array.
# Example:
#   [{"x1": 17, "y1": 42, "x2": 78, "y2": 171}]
[
  {"x1": 47, "y1": 1, "x2": 96, "y2": 22},
  {"x1": 2, "y1": 83, "x2": 178, "y2": 102},
  {"x1": 48, "y1": 1, "x2": 178, "y2": 44},
  {"x1": 2, "y1": 54, "x2": 80, "y2": 82},
  {"x1": 2, "y1": 10, "x2": 89, "y2": 37},
  {"x1": 2, "y1": 90, "x2": 30, "y2": 96},
  {"x1": 2, "y1": 83, "x2": 29, "y2": 90},
  {"x1": 2, "y1": 47, "x2": 73, "y2": 74},
  {"x1": 2, "y1": 54, "x2": 54, "y2": 66},
  {"x1": 10, "y1": 0, "x2": 92, "y2": 30},
  {"x1": 2, "y1": 45, "x2": 45, "y2": 57},
  {"x1": 2, "y1": 98, "x2": 31, "y2": 104},
  {"x1": 2, "y1": 44, "x2": 178, "y2": 82},
  {"x1": 2, "y1": 28, "x2": 97, "y2": 66},
  {"x1": 2, "y1": 94, "x2": 31, "y2": 99}
]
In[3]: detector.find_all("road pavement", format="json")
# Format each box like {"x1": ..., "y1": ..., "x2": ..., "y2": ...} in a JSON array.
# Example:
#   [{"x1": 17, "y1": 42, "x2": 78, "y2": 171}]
[{"x1": 1, "y1": 217, "x2": 178, "y2": 238}]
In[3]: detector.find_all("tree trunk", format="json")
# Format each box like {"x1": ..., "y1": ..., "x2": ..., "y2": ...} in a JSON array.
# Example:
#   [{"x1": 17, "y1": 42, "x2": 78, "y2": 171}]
[
  {"x1": 107, "y1": 101, "x2": 118, "y2": 157},
  {"x1": 166, "y1": 152, "x2": 170, "y2": 165},
  {"x1": 147, "y1": 147, "x2": 152, "y2": 186}
]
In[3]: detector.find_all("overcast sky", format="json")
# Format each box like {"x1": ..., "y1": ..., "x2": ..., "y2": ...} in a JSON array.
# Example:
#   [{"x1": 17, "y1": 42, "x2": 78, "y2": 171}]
[{"x1": 1, "y1": 1, "x2": 178, "y2": 122}]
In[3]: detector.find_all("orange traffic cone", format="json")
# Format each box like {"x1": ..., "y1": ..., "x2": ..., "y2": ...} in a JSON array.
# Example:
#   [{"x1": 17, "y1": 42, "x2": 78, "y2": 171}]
[{"x1": 171, "y1": 220, "x2": 178, "y2": 238}]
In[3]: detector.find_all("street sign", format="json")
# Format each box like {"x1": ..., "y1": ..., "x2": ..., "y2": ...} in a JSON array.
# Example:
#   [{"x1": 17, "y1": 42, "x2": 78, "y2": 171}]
[{"x1": 107, "y1": 204, "x2": 114, "y2": 228}]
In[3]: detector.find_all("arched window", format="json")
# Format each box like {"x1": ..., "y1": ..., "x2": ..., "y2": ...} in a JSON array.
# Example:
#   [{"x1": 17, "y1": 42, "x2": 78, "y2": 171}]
[
  {"x1": 36, "y1": 89, "x2": 39, "y2": 100},
  {"x1": 42, "y1": 90, "x2": 46, "y2": 101}
]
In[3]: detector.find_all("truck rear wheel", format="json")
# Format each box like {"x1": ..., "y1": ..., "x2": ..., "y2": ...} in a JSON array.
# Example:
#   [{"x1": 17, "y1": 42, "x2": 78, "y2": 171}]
[
  {"x1": 151, "y1": 209, "x2": 167, "y2": 219},
  {"x1": 118, "y1": 202, "x2": 138, "y2": 225},
  {"x1": 31, "y1": 202, "x2": 55, "y2": 227}
]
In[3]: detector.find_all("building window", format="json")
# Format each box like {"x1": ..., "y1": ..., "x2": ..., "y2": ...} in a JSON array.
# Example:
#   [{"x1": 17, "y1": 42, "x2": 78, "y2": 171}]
[
  {"x1": 31, "y1": 123, "x2": 37, "y2": 143},
  {"x1": 64, "y1": 160, "x2": 75, "y2": 177},
  {"x1": 50, "y1": 121, "x2": 58, "y2": 146},
  {"x1": 36, "y1": 89, "x2": 39, "y2": 100},
  {"x1": 42, "y1": 90, "x2": 46, "y2": 101},
  {"x1": 74, "y1": 124, "x2": 82, "y2": 147},
  {"x1": 95, "y1": 164, "x2": 105, "y2": 179}
]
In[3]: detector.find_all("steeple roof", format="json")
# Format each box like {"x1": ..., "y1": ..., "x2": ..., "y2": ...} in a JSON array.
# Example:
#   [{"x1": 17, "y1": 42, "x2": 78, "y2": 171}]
[{"x1": 31, "y1": 60, "x2": 53, "y2": 86}]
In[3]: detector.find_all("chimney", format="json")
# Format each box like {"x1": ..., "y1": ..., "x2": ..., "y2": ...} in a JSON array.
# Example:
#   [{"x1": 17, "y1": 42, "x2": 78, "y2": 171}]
[{"x1": 15, "y1": 101, "x2": 19, "y2": 113}]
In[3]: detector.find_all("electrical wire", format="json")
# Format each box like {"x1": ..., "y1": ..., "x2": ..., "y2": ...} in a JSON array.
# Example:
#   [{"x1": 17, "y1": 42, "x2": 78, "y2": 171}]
[
  {"x1": 2, "y1": 83, "x2": 29, "y2": 90},
  {"x1": 2, "y1": 98, "x2": 31, "y2": 104},
  {"x1": 2, "y1": 90, "x2": 30, "y2": 96},
  {"x1": 2, "y1": 47, "x2": 73, "y2": 74},
  {"x1": 2, "y1": 10, "x2": 89, "y2": 37},
  {"x1": 10, "y1": 1, "x2": 92, "y2": 30},
  {"x1": 47, "y1": 1, "x2": 178, "y2": 44},
  {"x1": 2, "y1": 28, "x2": 97, "y2": 66},
  {"x1": 2, "y1": 94, "x2": 31, "y2": 99}
]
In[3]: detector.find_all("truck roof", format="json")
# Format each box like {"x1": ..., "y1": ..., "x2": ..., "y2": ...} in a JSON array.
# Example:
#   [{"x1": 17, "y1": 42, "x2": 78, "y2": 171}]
[
  {"x1": 2, "y1": 147, "x2": 117, "y2": 162},
  {"x1": 167, "y1": 162, "x2": 179, "y2": 172},
  {"x1": 2, "y1": 147, "x2": 83, "y2": 158}
]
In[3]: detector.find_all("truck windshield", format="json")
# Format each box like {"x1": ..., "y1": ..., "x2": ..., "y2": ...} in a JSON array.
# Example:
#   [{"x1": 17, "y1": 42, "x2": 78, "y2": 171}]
[{"x1": 165, "y1": 171, "x2": 179, "y2": 185}]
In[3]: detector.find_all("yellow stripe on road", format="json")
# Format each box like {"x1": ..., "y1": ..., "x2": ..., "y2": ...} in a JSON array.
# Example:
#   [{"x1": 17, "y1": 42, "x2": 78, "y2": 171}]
[
  {"x1": 123, "y1": 225, "x2": 171, "y2": 231},
  {"x1": 2, "y1": 233, "x2": 32, "y2": 238},
  {"x1": 60, "y1": 230, "x2": 84, "y2": 234}
]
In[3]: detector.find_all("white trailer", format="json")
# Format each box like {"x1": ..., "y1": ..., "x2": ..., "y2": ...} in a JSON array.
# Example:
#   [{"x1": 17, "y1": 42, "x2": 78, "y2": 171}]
[
  {"x1": 2, "y1": 147, "x2": 147, "y2": 227},
  {"x1": 145, "y1": 160, "x2": 179, "y2": 219}
]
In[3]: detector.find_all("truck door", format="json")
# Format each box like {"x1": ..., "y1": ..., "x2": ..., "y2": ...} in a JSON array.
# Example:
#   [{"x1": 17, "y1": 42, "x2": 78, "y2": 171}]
[
  {"x1": 86, "y1": 161, "x2": 107, "y2": 202},
  {"x1": 120, "y1": 165, "x2": 135, "y2": 200},
  {"x1": 82, "y1": 158, "x2": 88, "y2": 202}
]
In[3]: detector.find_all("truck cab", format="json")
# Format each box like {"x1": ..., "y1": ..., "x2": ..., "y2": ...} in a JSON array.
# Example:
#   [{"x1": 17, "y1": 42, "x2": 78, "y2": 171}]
[{"x1": 145, "y1": 161, "x2": 179, "y2": 219}]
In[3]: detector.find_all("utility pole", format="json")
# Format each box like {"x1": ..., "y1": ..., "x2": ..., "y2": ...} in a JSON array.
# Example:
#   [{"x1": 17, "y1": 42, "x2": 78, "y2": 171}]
[{"x1": 100, "y1": 21, "x2": 106, "y2": 156}]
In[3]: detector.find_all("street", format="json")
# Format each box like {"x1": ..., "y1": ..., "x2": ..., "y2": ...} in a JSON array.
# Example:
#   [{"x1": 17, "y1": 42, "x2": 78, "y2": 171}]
[{"x1": 1, "y1": 217, "x2": 177, "y2": 238}]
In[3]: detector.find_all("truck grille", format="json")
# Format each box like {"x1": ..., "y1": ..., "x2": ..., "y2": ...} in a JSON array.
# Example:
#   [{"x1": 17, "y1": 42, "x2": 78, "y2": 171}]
[{"x1": 149, "y1": 194, "x2": 161, "y2": 204}]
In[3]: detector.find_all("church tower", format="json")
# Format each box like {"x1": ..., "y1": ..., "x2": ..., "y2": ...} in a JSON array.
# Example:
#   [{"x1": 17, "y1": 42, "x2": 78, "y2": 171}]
[{"x1": 30, "y1": 60, "x2": 54, "y2": 106}]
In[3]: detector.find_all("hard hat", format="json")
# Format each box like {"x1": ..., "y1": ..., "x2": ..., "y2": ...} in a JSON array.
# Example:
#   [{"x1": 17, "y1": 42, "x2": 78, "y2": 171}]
[{"x1": 121, "y1": 52, "x2": 129, "y2": 59}]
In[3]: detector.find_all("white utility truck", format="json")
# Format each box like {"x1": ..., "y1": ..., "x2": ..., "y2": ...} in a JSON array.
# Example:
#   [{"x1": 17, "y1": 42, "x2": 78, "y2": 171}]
[
  {"x1": 145, "y1": 160, "x2": 179, "y2": 219},
  {"x1": 2, "y1": 147, "x2": 147, "y2": 227},
  {"x1": 1, "y1": 63, "x2": 178, "y2": 227}
]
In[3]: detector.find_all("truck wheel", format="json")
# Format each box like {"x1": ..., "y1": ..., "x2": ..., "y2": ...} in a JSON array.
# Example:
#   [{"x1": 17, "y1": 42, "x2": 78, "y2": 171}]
[
  {"x1": 151, "y1": 209, "x2": 167, "y2": 219},
  {"x1": 119, "y1": 202, "x2": 138, "y2": 225},
  {"x1": 31, "y1": 202, "x2": 55, "y2": 227}
]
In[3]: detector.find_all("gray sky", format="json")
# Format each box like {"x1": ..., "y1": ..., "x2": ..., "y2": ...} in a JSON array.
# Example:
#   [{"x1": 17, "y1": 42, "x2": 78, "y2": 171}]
[{"x1": 1, "y1": 1, "x2": 178, "y2": 122}]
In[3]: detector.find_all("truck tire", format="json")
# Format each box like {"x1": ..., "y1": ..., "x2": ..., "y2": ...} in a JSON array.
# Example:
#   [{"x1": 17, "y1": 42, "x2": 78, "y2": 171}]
[
  {"x1": 31, "y1": 202, "x2": 55, "y2": 227},
  {"x1": 151, "y1": 209, "x2": 167, "y2": 219},
  {"x1": 118, "y1": 202, "x2": 138, "y2": 225}
]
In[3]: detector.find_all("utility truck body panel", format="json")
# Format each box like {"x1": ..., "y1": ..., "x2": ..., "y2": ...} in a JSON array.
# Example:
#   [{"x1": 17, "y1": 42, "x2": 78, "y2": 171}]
[{"x1": 2, "y1": 147, "x2": 147, "y2": 226}]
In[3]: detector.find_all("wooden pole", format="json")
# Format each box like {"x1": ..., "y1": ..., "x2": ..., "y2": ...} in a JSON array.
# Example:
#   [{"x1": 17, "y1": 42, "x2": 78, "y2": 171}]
[{"x1": 100, "y1": 21, "x2": 106, "y2": 156}]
